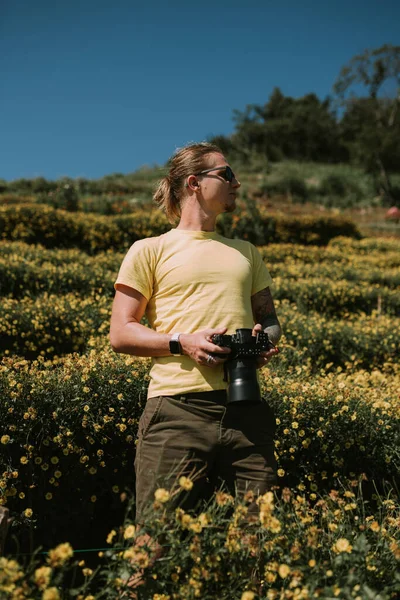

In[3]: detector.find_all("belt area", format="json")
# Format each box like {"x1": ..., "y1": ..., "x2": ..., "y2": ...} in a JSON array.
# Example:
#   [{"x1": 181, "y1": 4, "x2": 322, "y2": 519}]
[{"x1": 173, "y1": 390, "x2": 227, "y2": 403}]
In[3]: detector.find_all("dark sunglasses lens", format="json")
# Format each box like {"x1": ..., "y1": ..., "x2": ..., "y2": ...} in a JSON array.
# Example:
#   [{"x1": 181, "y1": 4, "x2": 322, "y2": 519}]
[{"x1": 224, "y1": 167, "x2": 234, "y2": 182}]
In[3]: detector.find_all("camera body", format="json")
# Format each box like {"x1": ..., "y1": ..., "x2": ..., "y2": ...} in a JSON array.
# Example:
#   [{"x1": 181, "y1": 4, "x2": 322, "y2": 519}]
[{"x1": 211, "y1": 328, "x2": 274, "y2": 404}]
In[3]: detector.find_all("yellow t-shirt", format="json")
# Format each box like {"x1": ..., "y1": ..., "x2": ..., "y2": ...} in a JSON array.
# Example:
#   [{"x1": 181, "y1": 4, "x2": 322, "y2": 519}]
[{"x1": 115, "y1": 229, "x2": 273, "y2": 397}]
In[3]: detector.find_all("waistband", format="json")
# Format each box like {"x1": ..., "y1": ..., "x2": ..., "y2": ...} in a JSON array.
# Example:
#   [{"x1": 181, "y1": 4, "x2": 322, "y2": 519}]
[{"x1": 171, "y1": 390, "x2": 228, "y2": 403}]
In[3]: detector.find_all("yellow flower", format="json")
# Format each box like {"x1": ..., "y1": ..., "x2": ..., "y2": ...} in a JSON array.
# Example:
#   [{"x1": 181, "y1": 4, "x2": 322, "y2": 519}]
[
  {"x1": 45, "y1": 492, "x2": 53, "y2": 500},
  {"x1": 153, "y1": 595, "x2": 171, "y2": 600},
  {"x1": 34, "y1": 565, "x2": 52, "y2": 589},
  {"x1": 369, "y1": 521, "x2": 380, "y2": 532},
  {"x1": 241, "y1": 592, "x2": 255, "y2": 600},
  {"x1": 179, "y1": 476, "x2": 193, "y2": 491},
  {"x1": 215, "y1": 491, "x2": 234, "y2": 506},
  {"x1": 124, "y1": 525, "x2": 136, "y2": 539},
  {"x1": 277, "y1": 468, "x2": 285, "y2": 477},
  {"x1": 278, "y1": 564, "x2": 291, "y2": 578},
  {"x1": 1, "y1": 435, "x2": 10, "y2": 444},
  {"x1": 308, "y1": 559, "x2": 316, "y2": 567},
  {"x1": 20, "y1": 456, "x2": 28, "y2": 464},
  {"x1": 123, "y1": 548, "x2": 150, "y2": 568},
  {"x1": 332, "y1": 538, "x2": 353, "y2": 554},
  {"x1": 50, "y1": 457, "x2": 59, "y2": 465},
  {"x1": 264, "y1": 516, "x2": 281, "y2": 533},
  {"x1": 292, "y1": 422, "x2": 299, "y2": 429},
  {"x1": 107, "y1": 529, "x2": 117, "y2": 544},
  {"x1": 154, "y1": 488, "x2": 170, "y2": 503},
  {"x1": 24, "y1": 508, "x2": 33, "y2": 518},
  {"x1": 47, "y1": 542, "x2": 74, "y2": 567},
  {"x1": 42, "y1": 586, "x2": 60, "y2": 600}
]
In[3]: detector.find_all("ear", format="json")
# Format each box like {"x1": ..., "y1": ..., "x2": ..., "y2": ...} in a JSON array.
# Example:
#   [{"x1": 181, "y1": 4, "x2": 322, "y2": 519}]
[{"x1": 186, "y1": 175, "x2": 200, "y2": 191}]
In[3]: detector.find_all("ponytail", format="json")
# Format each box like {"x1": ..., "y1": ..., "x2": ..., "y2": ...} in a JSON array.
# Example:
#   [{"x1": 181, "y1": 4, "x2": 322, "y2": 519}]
[{"x1": 153, "y1": 176, "x2": 181, "y2": 223}]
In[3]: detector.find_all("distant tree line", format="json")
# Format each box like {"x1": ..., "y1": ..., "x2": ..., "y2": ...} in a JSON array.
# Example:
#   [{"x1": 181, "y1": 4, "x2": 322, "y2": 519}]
[{"x1": 211, "y1": 45, "x2": 400, "y2": 202}]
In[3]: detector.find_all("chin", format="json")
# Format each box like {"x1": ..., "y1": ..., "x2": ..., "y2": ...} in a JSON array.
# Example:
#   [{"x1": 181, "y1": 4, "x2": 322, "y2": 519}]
[{"x1": 224, "y1": 203, "x2": 236, "y2": 213}]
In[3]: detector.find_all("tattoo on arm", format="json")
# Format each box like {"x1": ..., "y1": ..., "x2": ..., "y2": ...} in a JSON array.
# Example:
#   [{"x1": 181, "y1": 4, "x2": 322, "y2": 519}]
[{"x1": 251, "y1": 287, "x2": 282, "y2": 345}]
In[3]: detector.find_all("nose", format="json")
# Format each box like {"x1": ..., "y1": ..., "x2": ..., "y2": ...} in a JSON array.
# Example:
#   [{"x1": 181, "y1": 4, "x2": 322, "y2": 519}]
[{"x1": 232, "y1": 176, "x2": 241, "y2": 188}]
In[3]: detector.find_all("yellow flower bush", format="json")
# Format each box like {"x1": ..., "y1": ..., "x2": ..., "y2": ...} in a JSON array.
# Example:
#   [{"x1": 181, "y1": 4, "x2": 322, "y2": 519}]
[
  {"x1": 0, "y1": 202, "x2": 362, "y2": 252},
  {"x1": 0, "y1": 211, "x2": 399, "y2": 598}
]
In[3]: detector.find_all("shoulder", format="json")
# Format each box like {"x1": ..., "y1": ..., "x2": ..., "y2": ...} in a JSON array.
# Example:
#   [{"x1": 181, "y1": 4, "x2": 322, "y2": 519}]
[
  {"x1": 217, "y1": 236, "x2": 263, "y2": 262},
  {"x1": 121, "y1": 234, "x2": 168, "y2": 269},
  {"x1": 126, "y1": 232, "x2": 168, "y2": 255},
  {"x1": 215, "y1": 234, "x2": 252, "y2": 253}
]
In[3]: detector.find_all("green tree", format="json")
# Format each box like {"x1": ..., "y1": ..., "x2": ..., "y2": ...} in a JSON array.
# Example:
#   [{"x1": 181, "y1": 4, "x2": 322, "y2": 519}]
[
  {"x1": 227, "y1": 88, "x2": 344, "y2": 163},
  {"x1": 334, "y1": 44, "x2": 400, "y2": 203}
]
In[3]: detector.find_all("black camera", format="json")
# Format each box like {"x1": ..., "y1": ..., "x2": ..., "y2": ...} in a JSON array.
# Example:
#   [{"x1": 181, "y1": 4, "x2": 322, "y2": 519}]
[{"x1": 211, "y1": 328, "x2": 275, "y2": 404}]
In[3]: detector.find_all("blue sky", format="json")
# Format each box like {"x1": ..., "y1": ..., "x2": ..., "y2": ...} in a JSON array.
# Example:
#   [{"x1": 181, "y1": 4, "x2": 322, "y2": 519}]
[{"x1": 1, "y1": 0, "x2": 399, "y2": 181}]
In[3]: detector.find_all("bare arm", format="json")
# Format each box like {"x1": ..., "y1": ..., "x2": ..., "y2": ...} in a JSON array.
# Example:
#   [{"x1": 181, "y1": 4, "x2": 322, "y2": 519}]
[
  {"x1": 109, "y1": 284, "x2": 230, "y2": 365},
  {"x1": 251, "y1": 286, "x2": 282, "y2": 346},
  {"x1": 110, "y1": 285, "x2": 172, "y2": 357}
]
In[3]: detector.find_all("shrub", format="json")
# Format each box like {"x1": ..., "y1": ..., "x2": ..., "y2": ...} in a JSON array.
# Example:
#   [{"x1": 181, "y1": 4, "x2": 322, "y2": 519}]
[
  {"x1": 38, "y1": 183, "x2": 79, "y2": 211},
  {"x1": 0, "y1": 293, "x2": 111, "y2": 358},
  {"x1": 272, "y1": 214, "x2": 362, "y2": 245},
  {"x1": 0, "y1": 204, "x2": 362, "y2": 252},
  {"x1": 316, "y1": 174, "x2": 364, "y2": 209},
  {"x1": 260, "y1": 175, "x2": 309, "y2": 202},
  {"x1": 1, "y1": 486, "x2": 399, "y2": 598},
  {"x1": 1, "y1": 349, "x2": 399, "y2": 554}
]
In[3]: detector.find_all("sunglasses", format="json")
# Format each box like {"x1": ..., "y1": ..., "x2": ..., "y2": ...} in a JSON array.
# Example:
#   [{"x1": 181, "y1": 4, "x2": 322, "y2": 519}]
[{"x1": 195, "y1": 165, "x2": 237, "y2": 183}]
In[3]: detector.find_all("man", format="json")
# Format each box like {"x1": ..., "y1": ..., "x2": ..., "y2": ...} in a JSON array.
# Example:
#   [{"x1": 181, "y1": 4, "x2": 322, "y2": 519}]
[{"x1": 110, "y1": 142, "x2": 281, "y2": 524}]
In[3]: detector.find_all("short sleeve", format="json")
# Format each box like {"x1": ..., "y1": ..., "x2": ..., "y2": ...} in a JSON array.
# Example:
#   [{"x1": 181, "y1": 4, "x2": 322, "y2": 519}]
[
  {"x1": 250, "y1": 244, "x2": 273, "y2": 295},
  {"x1": 114, "y1": 240, "x2": 155, "y2": 300}
]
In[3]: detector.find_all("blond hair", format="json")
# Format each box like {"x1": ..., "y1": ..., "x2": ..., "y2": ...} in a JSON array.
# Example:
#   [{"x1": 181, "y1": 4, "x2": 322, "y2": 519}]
[{"x1": 153, "y1": 142, "x2": 222, "y2": 223}]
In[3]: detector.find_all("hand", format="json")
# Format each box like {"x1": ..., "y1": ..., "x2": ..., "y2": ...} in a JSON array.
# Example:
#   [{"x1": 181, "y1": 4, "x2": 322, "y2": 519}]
[
  {"x1": 179, "y1": 327, "x2": 231, "y2": 368},
  {"x1": 252, "y1": 323, "x2": 280, "y2": 369}
]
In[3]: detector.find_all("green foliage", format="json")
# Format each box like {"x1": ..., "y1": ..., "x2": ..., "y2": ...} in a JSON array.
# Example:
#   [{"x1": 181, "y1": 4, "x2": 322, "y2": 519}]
[
  {"x1": 227, "y1": 88, "x2": 347, "y2": 165},
  {"x1": 0, "y1": 293, "x2": 111, "y2": 358},
  {"x1": 0, "y1": 192, "x2": 398, "y2": 592},
  {"x1": 39, "y1": 182, "x2": 79, "y2": 211},
  {"x1": 318, "y1": 173, "x2": 362, "y2": 198},
  {"x1": 0, "y1": 203, "x2": 361, "y2": 252},
  {"x1": 1, "y1": 348, "x2": 399, "y2": 555},
  {"x1": 0, "y1": 204, "x2": 170, "y2": 253},
  {"x1": 1, "y1": 289, "x2": 398, "y2": 371},
  {"x1": 1, "y1": 486, "x2": 399, "y2": 598},
  {"x1": 260, "y1": 175, "x2": 309, "y2": 202},
  {"x1": 334, "y1": 44, "x2": 400, "y2": 201}
]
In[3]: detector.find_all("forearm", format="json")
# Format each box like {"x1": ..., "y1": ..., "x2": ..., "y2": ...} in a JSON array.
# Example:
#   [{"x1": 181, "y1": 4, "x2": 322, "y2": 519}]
[{"x1": 110, "y1": 321, "x2": 173, "y2": 357}]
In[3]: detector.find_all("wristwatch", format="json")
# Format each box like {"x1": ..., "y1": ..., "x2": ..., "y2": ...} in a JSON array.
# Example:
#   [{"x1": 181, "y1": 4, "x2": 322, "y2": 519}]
[{"x1": 169, "y1": 333, "x2": 183, "y2": 356}]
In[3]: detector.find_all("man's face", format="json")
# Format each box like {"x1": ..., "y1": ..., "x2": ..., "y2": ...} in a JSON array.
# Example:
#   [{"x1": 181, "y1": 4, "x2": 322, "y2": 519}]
[{"x1": 196, "y1": 152, "x2": 241, "y2": 215}]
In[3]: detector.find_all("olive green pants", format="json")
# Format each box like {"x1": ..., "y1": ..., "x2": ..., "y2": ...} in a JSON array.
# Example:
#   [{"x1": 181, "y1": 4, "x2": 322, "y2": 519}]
[{"x1": 134, "y1": 390, "x2": 277, "y2": 523}]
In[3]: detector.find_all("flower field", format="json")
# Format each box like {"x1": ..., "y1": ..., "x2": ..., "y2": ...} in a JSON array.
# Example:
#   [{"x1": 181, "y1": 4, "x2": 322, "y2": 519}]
[{"x1": 0, "y1": 208, "x2": 399, "y2": 599}]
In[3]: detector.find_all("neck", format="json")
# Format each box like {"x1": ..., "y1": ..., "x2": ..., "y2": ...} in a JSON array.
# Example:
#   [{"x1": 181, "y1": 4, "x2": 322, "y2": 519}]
[{"x1": 176, "y1": 206, "x2": 217, "y2": 232}]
